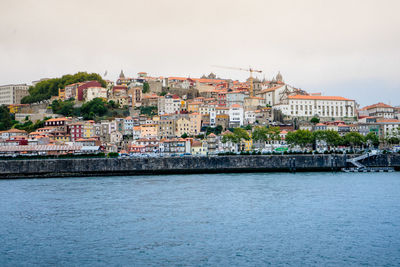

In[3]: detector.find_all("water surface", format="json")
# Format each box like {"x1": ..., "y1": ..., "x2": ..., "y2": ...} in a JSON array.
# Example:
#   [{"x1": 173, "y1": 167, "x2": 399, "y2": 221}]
[{"x1": 1, "y1": 172, "x2": 399, "y2": 266}]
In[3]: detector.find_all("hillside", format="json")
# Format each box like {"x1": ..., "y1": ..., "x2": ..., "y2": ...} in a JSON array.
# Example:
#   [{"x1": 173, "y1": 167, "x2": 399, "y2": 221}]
[{"x1": 21, "y1": 72, "x2": 106, "y2": 104}]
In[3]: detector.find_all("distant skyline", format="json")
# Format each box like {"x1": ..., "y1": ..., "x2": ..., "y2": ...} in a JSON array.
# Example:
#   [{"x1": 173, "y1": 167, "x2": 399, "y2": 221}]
[{"x1": 1, "y1": 0, "x2": 399, "y2": 107}]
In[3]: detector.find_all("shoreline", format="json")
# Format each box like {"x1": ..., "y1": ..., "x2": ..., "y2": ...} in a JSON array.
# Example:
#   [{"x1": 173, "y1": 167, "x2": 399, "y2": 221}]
[{"x1": 1, "y1": 154, "x2": 399, "y2": 179}]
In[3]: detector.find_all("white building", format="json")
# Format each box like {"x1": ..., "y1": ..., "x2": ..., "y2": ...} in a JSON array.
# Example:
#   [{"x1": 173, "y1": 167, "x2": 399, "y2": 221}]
[
  {"x1": 245, "y1": 110, "x2": 256, "y2": 125},
  {"x1": 360, "y1": 102, "x2": 395, "y2": 119},
  {"x1": 158, "y1": 94, "x2": 182, "y2": 115},
  {"x1": 84, "y1": 87, "x2": 108, "y2": 102},
  {"x1": 124, "y1": 116, "x2": 134, "y2": 135},
  {"x1": 256, "y1": 85, "x2": 297, "y2": 107},
  {"x1": 0, "y1": 84, "x2": 29, "y2": 105},
  {"x1": 229, "y1": 104, "x2": 244, "y2": 127},
  {"x1": 376, "y1": 119, "x2": 400, "y2": 138},
  {"x1": 275, "y1": 95, "x2": 356, "y2": 119}
]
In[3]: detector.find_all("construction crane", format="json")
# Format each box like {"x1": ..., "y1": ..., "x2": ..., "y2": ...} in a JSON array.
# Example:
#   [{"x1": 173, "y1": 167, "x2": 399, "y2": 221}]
[{"x1": 212, "y1": 65, "x2": 262, "y2": 97}]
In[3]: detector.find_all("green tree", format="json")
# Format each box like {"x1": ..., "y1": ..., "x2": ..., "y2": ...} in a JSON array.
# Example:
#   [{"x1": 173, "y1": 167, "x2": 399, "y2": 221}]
[
  {"x1": 267, "y1": 126, "x2": 281, "y2": 145},
  {"x1": 51, "y1": 99, "x2": 75, "y2": 116},
  {"x1": 243, "y1": 125, "x2": 252, "y2": 130},
  {"x1": 142, "y1": 82, "x2": 150, "y2": 94},
  {"x1": 206, "y1": 125, "x2": 223, "y2": 136},
  {"x1": 344, "y1": 132, "x2": 365, "y2": 149},
  {"x1": 108, "y1": 100, "x2": 118, "y2": 109},
  {"x1": 140, "y1": 106, "x2": 157, "y2": 116},
  {"x1": 286, "y1": 129, "x2": 313, "y2": 149},
  {"x1": 313, "y1": 130, "x2": 342, "y2": 150},
  {"x1": 21, "y1": 72, "x2": 107, "y2": 104},
  {"x1": 80, "y1": 98, "x2": 108, "y2": 119},
  {"x1": 0, "y1": 105, "x2": 13, "y2": 130},
  {"x1": 252, "y1": 126, "x2": 268, "y2": 142},
  {"x1": 325, "y1": 130, "x2": 342, "y2": 147},
  {"x1": 181, "y1": 133, "x2": 188, "y2": 138},
  {"x1": 310, "y1": 117, "x2": 320, "y2": 124},
  {"x1": 222, "y1": 128, "x2": 250, "y2": 151},
  {"x1": 387, "y1": 137, "x2": 399, "y2": 145},
  {"x1": 365, "y1": 132, "x2": 379, "y2": 147}
]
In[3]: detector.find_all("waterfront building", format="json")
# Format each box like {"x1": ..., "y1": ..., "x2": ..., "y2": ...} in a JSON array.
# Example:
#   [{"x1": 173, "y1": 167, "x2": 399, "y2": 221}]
[
  {"x1": 0, "y1": 84, "x2": 29, "y2": 105},
  {"x1": 215, "y1": 114, "x2": 229, "y2": 131},
  {"x1": 124, "y1": 116, "x2": 134, "y2": 135},
  {"x1": 206, "y1": 133, "x2": 217, "y2": 154},
  {"x1": 140, "y1": 124, "x2": 158, "y2": 138},
  {"x1": 275, "y1": 95, "x2": 356, "y2": 120},
  {"x1": 0, "y1": 128, "x2": 28, "y2": 139},
  {"x1": 229, "y1": 104, "x2": 244, "y2": 128},
  {"x1": 245, "y1": 110, "x2": 256, "y2": 125},
  {"x1": 376, "y1": 119, "x2": 400, "y2": 138},
  {"x1": 175, "y1": 117, "x2": 190, "y2": 137},
  {"x1": 69, "y1": 122, "x2": 84, "y2": 141},
  {"x1": 188, "y1": 113, "x2": 202, "y2": 136},
  {"x1": 158, "y1": 116, "x2": 176, "y2": 138},
  {"x1": 160, "y1": 138, "x2": 191, "y2": 154},
  {"x1": 191, "y1": 140, "x2": 208, "y2": 156},
  {"x1": 360, "y1": 102, "x2": 395, "y2": 119}
]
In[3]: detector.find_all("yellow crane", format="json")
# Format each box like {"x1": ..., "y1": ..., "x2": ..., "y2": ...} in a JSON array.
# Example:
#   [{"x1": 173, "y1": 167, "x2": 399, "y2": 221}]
[{"x1": 212, "y1": 65, "x2": 262, "y2": 97}]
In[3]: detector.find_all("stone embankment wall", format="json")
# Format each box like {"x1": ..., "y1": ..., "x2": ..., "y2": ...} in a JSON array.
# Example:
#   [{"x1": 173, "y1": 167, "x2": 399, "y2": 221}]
[{"x1": 0, "y1": 154, "x2": 399, "y2": 179}]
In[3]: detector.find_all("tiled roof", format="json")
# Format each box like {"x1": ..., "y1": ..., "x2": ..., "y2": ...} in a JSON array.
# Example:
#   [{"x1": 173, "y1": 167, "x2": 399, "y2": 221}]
[
  {"x1": 288, "y1": 95, "x2": 353, "y2": 101},
  {"x1": 361, "y1": 102, "x2": 394, "y2": 110}
]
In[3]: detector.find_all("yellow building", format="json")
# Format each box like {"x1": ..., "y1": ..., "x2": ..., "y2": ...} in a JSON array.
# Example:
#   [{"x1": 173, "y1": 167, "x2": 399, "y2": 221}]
[
  {"x1": 140, "y1": 124, "x2": 158, "y2": 138},
  {"x1": 243, "y1": 139, "x2": 253, "y2": 152},
  {"x1": 191, "y1": 140, "x2": 208, "y2": 156},
  {"x1": 188, "y1": 113, "x2": 202, "y2": 136},
  {"x1": 58, "y1": 88, "x2": 66, "y2": 101},
  {"x1": 187, "y1": 102, "x2": 201, "y2": 113},
  {"x1": 83, "y1": 121, "x2": 95, "y2": 138},
  {"x1": 176, "y1": 117, "x2": 191, "y2": 137}
]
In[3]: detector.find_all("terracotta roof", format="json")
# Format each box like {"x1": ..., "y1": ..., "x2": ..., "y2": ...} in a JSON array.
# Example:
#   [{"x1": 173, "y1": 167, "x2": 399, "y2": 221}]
[
  {"x1": 259, "y1": 85, "x2": 284, "y2": 94},
  {"x1": 0, "y1": 129, "x2": 28, "y2": 134},
  {"x1": 46, "y1": 118, "x2": 70, "y2": 122},
  {"x1": 191, "y1": 141, "x2": 202, "y2": 147},
  {"x1": 231, "y1": 104, "x2": 242, "y2": 108},
  {"x1": 376, "y1": 119, "x2": 400, "y2": 123},
  {"x1": 361, "y1": 102, "x2": 394, "y2": 110},
  {"x1": 288, "y1": 95, "x2": 353, "y2": 101}
]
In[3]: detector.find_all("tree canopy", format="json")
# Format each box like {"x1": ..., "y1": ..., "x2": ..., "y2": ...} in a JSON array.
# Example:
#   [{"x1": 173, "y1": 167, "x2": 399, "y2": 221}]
[
  {"x1": 0, "y1": 105, "x2": 13, "y2": 131},
  {"x1": 365, "y1": 132, "x2": 379, "y2": 147},
  {"x1": 142, "y1": 82, "x2": 150, "y2": 94},
  {"x1": 344, "y1": 132, "x2": 365, "y2": 148},
  {"x1": 313, "y1": 130, "x2": 342, "y2": 147},
  {"x1": 51, "y1": 98, "x2": 112, "y2": 120},
  {"x1": 21, "y1": 72, "x2": 107, "y2": 104},
  {"x1": 222, "y1": 128, "x2": 250, "y2": 144},
  {"x1": 286, "y1": 129, "x2": 314, "y2": 148},
  {"x1": 310, "y1": 117, "x2": 320, "y2": 124}
]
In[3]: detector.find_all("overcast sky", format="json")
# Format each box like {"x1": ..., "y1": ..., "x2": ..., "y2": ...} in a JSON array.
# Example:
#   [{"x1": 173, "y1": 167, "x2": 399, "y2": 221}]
[{"x1": 1, "y1": 0, "x2": 399, "y2": 106}]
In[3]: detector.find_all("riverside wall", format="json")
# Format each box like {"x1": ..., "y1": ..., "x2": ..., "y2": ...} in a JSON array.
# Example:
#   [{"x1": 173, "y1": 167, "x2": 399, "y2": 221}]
[{"x1": 0, "y1": 154, "x2": 399, "y2": 179}]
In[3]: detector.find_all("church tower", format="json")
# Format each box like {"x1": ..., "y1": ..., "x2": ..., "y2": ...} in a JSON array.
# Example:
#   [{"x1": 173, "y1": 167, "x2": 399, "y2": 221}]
[{"x1": 119, "y1": 70, "x2": 125, "y2": 79}]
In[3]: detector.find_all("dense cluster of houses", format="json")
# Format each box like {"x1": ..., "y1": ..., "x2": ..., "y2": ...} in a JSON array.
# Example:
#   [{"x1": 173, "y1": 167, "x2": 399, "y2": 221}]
[{"x1": 1, "y1": 71, "x2": 399, "y2": 157}]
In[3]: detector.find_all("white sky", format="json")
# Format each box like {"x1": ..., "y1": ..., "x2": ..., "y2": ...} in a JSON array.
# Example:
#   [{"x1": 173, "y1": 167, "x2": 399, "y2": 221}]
[{"x1": 1, "y1": 0, "x2": 399, "y2": 106}]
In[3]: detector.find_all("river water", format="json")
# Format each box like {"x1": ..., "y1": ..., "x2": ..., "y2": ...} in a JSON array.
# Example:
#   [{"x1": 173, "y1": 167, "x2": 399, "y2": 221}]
[{"x1": 1, "y1": 172, "x2": 399, "y2": 266}]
